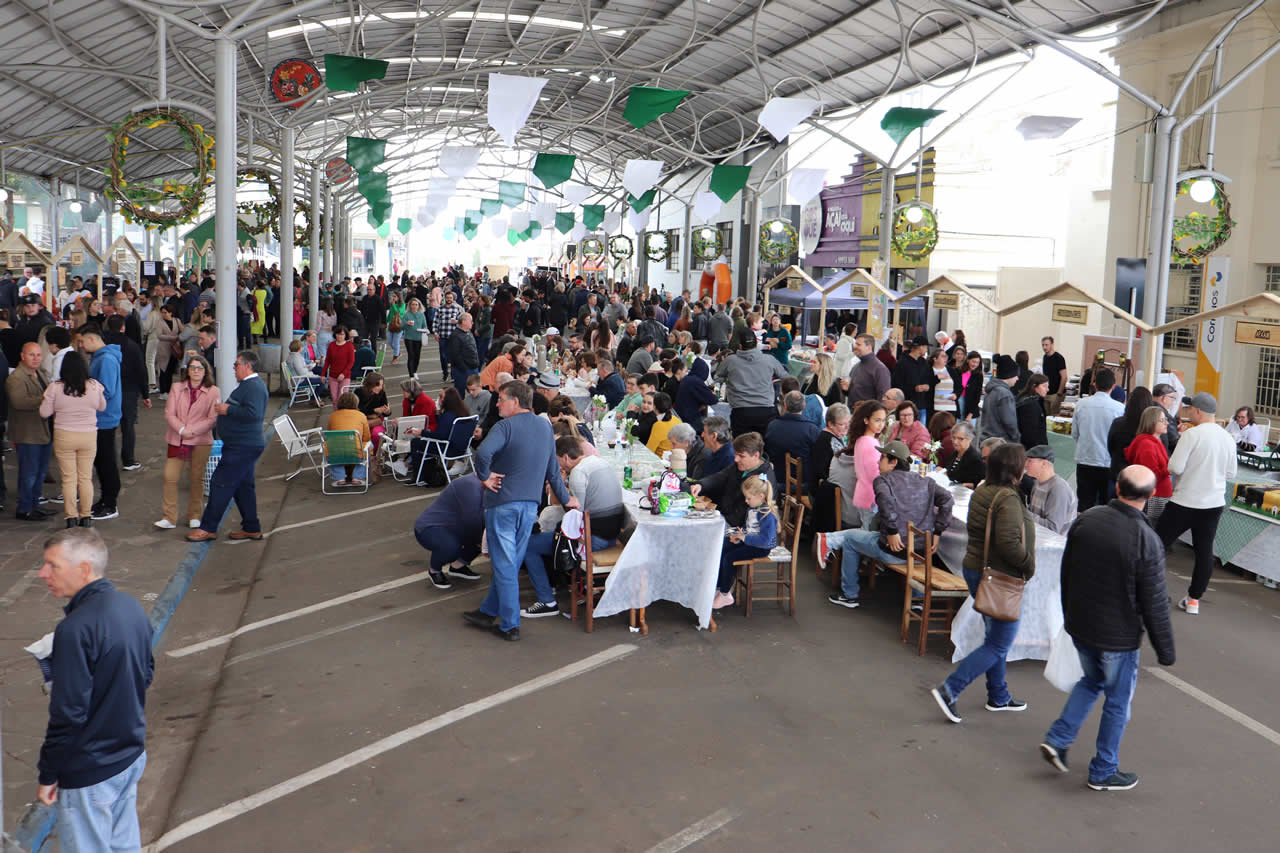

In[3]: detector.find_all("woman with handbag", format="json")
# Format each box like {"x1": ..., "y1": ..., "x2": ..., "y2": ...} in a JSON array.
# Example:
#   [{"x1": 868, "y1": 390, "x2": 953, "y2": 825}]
[
  {"x1": 385, "y1": 292, "x2": 406, "y2": 364},
  {"x1": 155, "y1": 356, "x2": 219, "y2": 529},
  {"x1": 931, "y1": 442, "x2": 1035, "y2": 723}
]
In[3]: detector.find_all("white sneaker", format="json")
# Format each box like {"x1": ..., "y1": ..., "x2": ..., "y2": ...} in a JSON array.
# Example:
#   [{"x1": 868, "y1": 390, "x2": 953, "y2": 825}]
[
  {"x1": 447, "y1": 461, "x2": 469, "y2": 477},
  {"x1": 154, "y1": 519, "x2": 176, "y2": 529},
  {"x1": 189, "y1": 519, "x2": 202, "y2": 528},
  {"x1": 1178, "y1": 597, "x2": 1200, "y2": 615}
]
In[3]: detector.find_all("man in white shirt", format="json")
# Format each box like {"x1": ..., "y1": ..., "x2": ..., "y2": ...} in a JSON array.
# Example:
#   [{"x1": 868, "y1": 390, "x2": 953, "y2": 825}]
[
  {"x1": 1071, "y1": 367, "x2": 1125, "y2": 511},
  {"x1": 1155, "y1": 391, "x2": 1237, "y2": 615},
  {"x1": 20, "y1": 267, "x2": 44, "y2": 297}
]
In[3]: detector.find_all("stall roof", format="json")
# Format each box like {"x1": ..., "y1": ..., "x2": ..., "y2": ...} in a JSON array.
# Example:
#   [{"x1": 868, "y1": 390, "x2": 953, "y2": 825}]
[{"x1": 769, "y1": 278, "x2": 925, "y2": 310}]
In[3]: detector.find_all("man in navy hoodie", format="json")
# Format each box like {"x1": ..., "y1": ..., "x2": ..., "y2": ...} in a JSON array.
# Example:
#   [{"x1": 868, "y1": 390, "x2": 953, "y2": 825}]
[
  {"x1": 188, "y1": 350, "x2": 269, "y2": 542},
  {"x1": 35, "y1": 528, "x2": 153, "y2": 849},
  {"x1": 79, "y1": 325, "x2": 123, "y2": 521}
]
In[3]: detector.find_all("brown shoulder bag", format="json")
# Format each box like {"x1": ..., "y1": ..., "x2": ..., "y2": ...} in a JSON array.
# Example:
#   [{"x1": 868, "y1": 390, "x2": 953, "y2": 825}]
[{"x1": 973, "y1": 489, "x2": 1027, "y2": 622}]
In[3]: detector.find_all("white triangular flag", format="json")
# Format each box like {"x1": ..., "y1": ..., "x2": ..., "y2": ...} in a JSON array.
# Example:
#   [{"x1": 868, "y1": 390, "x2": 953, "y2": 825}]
[
  {"x1": 788, "y1": 168, "x2": 826, "y2": 205},
  {"x1": 509, "y1": 210, "x2": 531, "y2": 232},
  {"x1": 693, "y1": 191, "x2": 722, "y2": 222},
  {"x1": 757, "y1": 97, "x2": 819, "y2": 142},
  {"x1": 628, "y1": 209, "x2": 651, "y2": 232},
  {"x1": 416, "y1": 207, "x2": 433, "y2": 227},
  {"x1": 622, "y1": 159, "x2": 663, "y2": 198},
  {"x1": 534, "y1": 203, "x2": 556, "y2": 227},
  {"x1": 424, "y1": 196, "x2": 450, "y2": 215},
  {"x1": 562, "y1": 183, "x2": 592, "y2": 205},
  {"x1": 487, "y1": 73, "x2": 548, "y2": 146},
  {"x1": 438, "y1": 146, "x2": 484, "y2": 178},
  {"x1": 603, "y1": 211, "x2": 622, "y2": 233},
  {"x1": 428, "y1": 176, "x2": 456, "y2": 197},
  {"x1": 570, "y1": 222, "x2": 587, "y2": 242},
  {"x1": 1015, "y1": 115, "x2": 1081, "y2": 140},
  {"x1": 490, "y1": 217, "x2": 508, "y2": 237}
]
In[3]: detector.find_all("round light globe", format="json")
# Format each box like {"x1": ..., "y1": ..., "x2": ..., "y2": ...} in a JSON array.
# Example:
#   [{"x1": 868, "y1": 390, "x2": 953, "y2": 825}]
[
  {"x1": 904, "y1": 205, "x2": 925, "y2": 224},
  {"x1": 769, "y1": 220, "x2": 784, "y2": 234},
  {"x1": 701, "y1": 228, "x2": 715, "y2": 239},
  {"x1": 1189, "y1": 178, "x2": 1216, "y2": 203},
  {"x1": 68, "y1": 201, "x2": 83, "y2": 213}
]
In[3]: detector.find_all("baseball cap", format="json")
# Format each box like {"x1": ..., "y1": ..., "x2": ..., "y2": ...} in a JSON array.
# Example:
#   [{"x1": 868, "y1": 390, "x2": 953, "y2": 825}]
[
  {"x1": 1026, "y1": 444, "x2": 1055, "y2": 463},
  {"x1": 535, "y1": 373, "x2": 561, "y2": 390},
  {"x1": 911, "y1": 335, "x2": 929, "y2": 348},
  {"x1": 878, "y1": 440, "x2": 912, "y2": 467},
  {"x1": 18, "y1": 293, "x2": 41, "y2": 305},
  {"x1": 1181, "y1": 391, "x2": 1218, "y2": 414}
]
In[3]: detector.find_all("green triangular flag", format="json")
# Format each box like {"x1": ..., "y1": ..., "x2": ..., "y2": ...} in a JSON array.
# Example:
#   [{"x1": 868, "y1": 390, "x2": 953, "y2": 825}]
[
  {"x1": 531, "y1": 153, "x2": 576, "y2": 189},
  {"x1": 519, "y1": 221, "x2": 542, "y2": 241},
  {"x1": 499, "y1": 181, "x2": 526, "y2": 208},
  {"x1": 507, "y1": 229, "x2": 520, "y2": 246},
  {"x1": 463, "y1": 223, "x2": 478, "y2": 240},
  {"x1": 358, "y1": 172, "x2": 388, "y2": 204},
  {"x1": 376, "y1": 221, "x2": 391, "y2": 239},
  {"x1": 466, "y1": 208, "x2": 483, "y2": 224},
  {"x1": 325, "y1": 54, "x2": 390, "y2": 92},
  {"x1": 880, "y1": 107, "x2": 944, "y2": 145},
  {"x1": 370, "y1": 198, "x2": 392, "y2": 224},
  {"x1": 627, "y1": 189, "x2": 656, "y2": 213},
  {"x1": 367, "y1": 210, "x2": 382, "y2": 229},
  {"x1": 480, "y1": 198, "x2": 502, "y2": 217},
  {"x1": 442, "y1": 227, "x2": 456, "y2": 240},
  {"x1": 709, "y1": 165, "x2": 751, "y2": 203},
  {"x1": 623, "y1": 86, "x2": 691, "y2": 129},
  {"x1": 555, "y1": 211, "x2": 575, "y2": 234},
  {"x1": 346, "y1": 136, "x2": 386, "y2": 175},
  {"x1": 397, "y1": 218, "x2": 412, "y2": 235},
  {"x1": 581, "y1": 204, "x2": 605, "y2": 229}
]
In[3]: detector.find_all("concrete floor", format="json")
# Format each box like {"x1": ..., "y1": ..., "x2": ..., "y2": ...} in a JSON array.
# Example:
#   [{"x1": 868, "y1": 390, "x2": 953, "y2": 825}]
[{"x1": 4, "y1": 347, "x2": 1280, "y2": 852}]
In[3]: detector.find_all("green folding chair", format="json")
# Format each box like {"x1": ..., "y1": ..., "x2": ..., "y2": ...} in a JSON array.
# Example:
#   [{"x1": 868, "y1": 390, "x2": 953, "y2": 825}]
[
  {"x1": 360, "y1": 345, "x2": 387, "y2": 379},
  {"x1": 322, "y1": 430, "x2": 371, "y2": 494}
]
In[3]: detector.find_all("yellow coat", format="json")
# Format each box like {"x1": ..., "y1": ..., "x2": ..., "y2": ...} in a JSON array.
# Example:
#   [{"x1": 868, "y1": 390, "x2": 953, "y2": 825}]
[{"x1": 646, "y1": 414, "x2": 682, "y2": 456}]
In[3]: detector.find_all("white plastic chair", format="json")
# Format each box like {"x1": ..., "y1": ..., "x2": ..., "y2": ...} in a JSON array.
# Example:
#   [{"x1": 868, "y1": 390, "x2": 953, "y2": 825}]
[
  {"x1": 274, "y1": 414, "x2": 324, "y2": 480},
  {"x1": 414, "y1": 415, "x2": 478, "y2": 485},
  {"x1": 379, "y1": 415, "x2": 426, "y2": 479},
  {"x1": 282, "y1": 362, "x2": 321, "y2": 409}
]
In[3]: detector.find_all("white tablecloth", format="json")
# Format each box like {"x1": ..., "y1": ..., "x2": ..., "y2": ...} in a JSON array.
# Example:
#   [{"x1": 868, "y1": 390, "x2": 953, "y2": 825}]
[
  {"x1": 589, "y1": 445, "x2": 724, "y2": 629},
  {"x1": 927, "y1": 473, "x2": 1069, "y2": 663}
]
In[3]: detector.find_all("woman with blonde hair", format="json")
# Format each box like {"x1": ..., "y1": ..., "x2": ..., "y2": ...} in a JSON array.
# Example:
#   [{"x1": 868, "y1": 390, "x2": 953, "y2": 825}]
[
  {"x1": 803, "y1": 351, "x2": 842, "y2": 406},
  {"x1": 155, "y1": 355, "x2": 220, "y2": 529}
]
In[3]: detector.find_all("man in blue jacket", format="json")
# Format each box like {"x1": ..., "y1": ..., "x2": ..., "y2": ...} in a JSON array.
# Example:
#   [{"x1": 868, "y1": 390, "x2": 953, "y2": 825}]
[
  {"x1": 35, "y1": 528, "x2": 154, "y2": 849},
  {"x1": 589, "y1": 356, "x2": 625, "y2": 409},
  {"x1": 188, "y1": 350, "x2": 269, "y2": 542},
  {"x1": 414, "y1": 474, "x2": 486, "y2": 591},
  {"x1": 79, "y1": 325, "x2": 123, "y2": 521}
]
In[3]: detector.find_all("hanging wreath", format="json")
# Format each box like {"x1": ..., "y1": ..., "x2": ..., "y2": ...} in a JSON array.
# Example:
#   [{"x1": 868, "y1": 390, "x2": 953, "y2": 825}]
[
  {"x1": 271, "y1": 198, "x2": 314, "y2": 246},
  {"x1": 692, "y1": 228, "x2": 722, "y2": 262},
  {"x1": 1172, "y1": 178, "x2": 1234, "y2": 264},
  {"x1": 236, "y1": 168, "x2": 280, "y2": 237},
  {"x1": 644, "y1": 231, "x2": 670, "y2": 263},
  {"x1": 107, "y1": 108, "x2": 213, "y2": 228},
  {"x1": 892, "y1": 206, "x2": 939, "y2": 262},
  {"x1": 758, "y1": 219, "x2": 798, "y2": 263},
  {"x1": 580, "y1": 236, "x2": 605, "y2": 259},
  {"x1": 608, "y1": 234, "x2": 634, "y2": 262}
]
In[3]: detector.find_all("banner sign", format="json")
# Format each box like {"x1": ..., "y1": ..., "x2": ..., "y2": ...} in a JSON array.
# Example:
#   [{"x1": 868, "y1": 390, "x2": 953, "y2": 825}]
[
  {"x1": 932, "y1": 291, "x2": 960, "y2": 310},
  {"x1": 1195, "y1": 257, "x2": 1229, "y2": 398}
]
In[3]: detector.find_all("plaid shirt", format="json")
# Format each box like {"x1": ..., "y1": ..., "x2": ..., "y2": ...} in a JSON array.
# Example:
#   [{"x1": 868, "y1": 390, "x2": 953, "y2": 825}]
[{"x1": 432, "y1": 303, "x2": 462, "y2": 339}]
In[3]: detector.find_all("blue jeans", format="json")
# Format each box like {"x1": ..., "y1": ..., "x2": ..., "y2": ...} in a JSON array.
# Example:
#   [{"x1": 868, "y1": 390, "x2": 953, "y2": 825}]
[
  {"x1": 828, "y1": 528, "x2": 896, "y2": 599},
  {"x1": 523, "y1": 530, "x2": 614, "y2": 603},
  {"x1": 1045, "y1": 645, "x2": 1140, "y2": 782},
  {"x1": 718, "y1": 540, "x2": 772, "y2": 593},
  {"x1": 56, "y1": 751, "x2": 146, "y2": 853},
  {"x1": 330, "y1": 463, "x2": 367, "y2": 480},
  {"x1": 438, "y1": 338, "x2": 451, "y2": 378},
  {"x1": 386, "y1": 330, "x2": 403, "y2": 356},
  {"x1": 415, "y1": 524, "x2": 482, "y2": 572},
  {"x1": 479, "y1": 501, "x2": 538, "y2": 631},
  {"x1": 16, "y1": 442, "x2": 51, "y2": 513},
  {"x1": 941, "y1": 568, "x2": 1021, "y2": 706},
  {"x1": 200, "y1": 444, "x2": 264, "y2": 534}
]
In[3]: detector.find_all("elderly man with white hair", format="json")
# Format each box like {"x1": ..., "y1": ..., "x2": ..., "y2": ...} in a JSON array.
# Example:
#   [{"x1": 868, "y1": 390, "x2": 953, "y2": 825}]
[{"x1": 667, "y1": 422, "x2": 708, "y2": 479}]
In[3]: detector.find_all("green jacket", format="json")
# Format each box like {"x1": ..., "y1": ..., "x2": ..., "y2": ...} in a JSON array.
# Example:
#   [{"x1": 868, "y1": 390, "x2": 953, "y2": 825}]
[{"x1": 963, "y1": 484, "x2": 1035, "y2": 579}]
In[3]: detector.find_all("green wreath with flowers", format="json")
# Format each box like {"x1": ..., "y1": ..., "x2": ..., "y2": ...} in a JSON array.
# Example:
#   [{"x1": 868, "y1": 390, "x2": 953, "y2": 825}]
[
  {"x1": 271, "y1": 198, "x2": 315, "y2": 246},
  {"x1": 236, "y1": 168, "x2": 280, "y2": 237},
  {"x1": 692, "y1": 228, "x2": 722, "y2": 262},
  {"x1": 758, "y1": 219, "x2": 798, "y2": 263},
  {"x1": 107, "y1": 108, "x2": 213, "y2": 228},
  {"x1": 892, "y1": 206, "x2": 939, "y2": 262},
  {"x1": 644, "y1": 231, "x2": 670, "y2": 262},
  {"x1": 1172, "y1": 178, "x2": 1234, "y2": 264},
  {"x1": 580, "y1": 236, "x2": 605, "y2": 260},
  {"x1": 608, "y1": 234, "x2": 634, "y2": 262}
]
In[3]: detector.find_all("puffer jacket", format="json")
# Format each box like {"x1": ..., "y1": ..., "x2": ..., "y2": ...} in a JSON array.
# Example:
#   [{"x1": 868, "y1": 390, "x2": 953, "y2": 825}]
[
  {"x1": 871, "y1": 469, "x2": 955, "y2": 557},
  {"x1": 1060, "y1": 500, "x2": 1175, "y2": 663},
  {"x1": 963, "y1": 484, "x2": 1035, "y2": 579}
]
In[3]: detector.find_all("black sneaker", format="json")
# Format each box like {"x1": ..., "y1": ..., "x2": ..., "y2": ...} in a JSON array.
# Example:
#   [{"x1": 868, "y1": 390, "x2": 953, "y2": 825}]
[
  {"x1": 91, "y1": 505, "x2": 119, "y2": 521},
  {"x1": 122, "y1": 462, "x2": 143, "y2": 472},
  {"x1": 428, "y1": 570, "x2": 452, "y2": 590},
  {"x1": 522, "y1": 601, "x2": 560, "y2": 618},
  {"x1": 827, "y1": 592, "x2": 861, "y2": 609},
  {"x1": 1088, "y1": 771, "x2": 1139, "y2": 791},
  {"x1": 1039, "y1": 743, "x2": 1069, "y2": 773},
  {"x1": 985, "y1": 698, "x2": 1028, "y2": 712},
  {"x1": 491, "y1": 624, "x2": 521, "y2": 641},
  {"x1": 930, "y1": 685, "x2": 962, "y2": 723},
  {"x1": 462, "y1": 609, "x2": 494, "y2": 629},
  {"x1": 449, "y1": 564, "x2": 482, "y2": 581},
  {"x1": 37, "y1": 496, "x2": 52, "y2": 505},
  {"x1": 15, "y1": 511, "x2": 47, "y2": 522}
]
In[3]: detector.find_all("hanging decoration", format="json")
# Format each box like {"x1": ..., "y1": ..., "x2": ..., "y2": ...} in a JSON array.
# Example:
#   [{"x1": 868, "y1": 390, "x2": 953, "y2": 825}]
[
  {"x1": 608, "y1": 235, "x2": 634, "y2": 262},
  {"x1": 581, "y1": 204, "x2": 605, "y2": 230},
  {"x1": 623, "y1": 86, "x2": 691, "y2": 129},
  {"x1": 346, "y1": 136, "x2": 387, "y2": 175},
  {"x1": 627, "y1": 189, "x2": 656, "y2": 213},
  {"x1": 708, "y1": 165, "x2": 751, "y2": 203},
  {"x1": 580, "y1": 236, "x2": 606, "y2": 260},
  {"x1": 756, "y1": 96, "x2": 819, "y2": 142},
  {"x1": 107, "y1": 108, "x2": 213, "y2": 228},
  {"x1": 644, "y1": 232, "x2": 670, "y2": 263},
  {"x1": 270, "y1": 59, "x2": 322, "y2": 108},
  {"x1": 234, "y1": 168, "x2": 280, "y2": 237},
  {"x1": 693, "y1": 191, "x2": 722, "y2": 221},
  {"x1": 880, "y1": 107, "x2": 944, "y2": 145},
  {"x1": 397, "y1": 218, "x2": 412, "y2": 235},
  {"x1": 324, "y1": 54, "x2": 389, "y2": 92},
  {"x1": 555, "y1": 212, "x2": 576, "y2": 234},
  {"x1": 270, "y1": 198, "x2": 313, "y2": 245},
  {"x1": 532, "y1": 153, "x2": 576, "y2": 189},
  {"x1": 1171, "y1": 178, "x2": 1234, "y2": 264},
  {"x1": 439, "y1": 145, "x2": 484, "y2": 179},
  {"x1": 758, "y1": 219, "x2": 798, "y2": 263},
  {"x1": 891, "y1": 205, "x2": 939, "y2": 261},
  {"x1": 487, "y1": 73, "x2": 548, "y2": 145},
  {"x1": 692, "y1": 227, "x2": 722, "y2": 262}
]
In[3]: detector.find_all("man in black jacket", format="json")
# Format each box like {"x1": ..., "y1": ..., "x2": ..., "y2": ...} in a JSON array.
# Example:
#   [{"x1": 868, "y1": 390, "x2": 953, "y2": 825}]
[
  {"x1": 892, "y1": 336, "x2": 934, "y2": 418},
  {"x1": 35, "y1": 528, "x2": 154, "y2": 847},
  {"x1": 1039, "y1": 465, "x2": 1175, "y2": 792},
  {"x1": 104, "y1": 314, "x2": 151, "y2": 471},
  {"x1": 448, "y1": 312, "x2": 481, "y2": 396},
  {"x1": 689, "y1": 432, "x2": 776, "y2": 529}
]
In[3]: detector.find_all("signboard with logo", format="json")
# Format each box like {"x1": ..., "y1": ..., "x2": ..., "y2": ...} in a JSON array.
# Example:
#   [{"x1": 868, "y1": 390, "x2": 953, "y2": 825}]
[
  {"x1": 1195, "y1": 257, "x2": 1229, "y2": 398},
  {"x1": 799, "y1": 196, "x2": 822, "y2": 256},
  {"x1": 7, "y1": 252, "x2": 25, "y2": 268},
  {"x1": 932, "y1": 291, "x2": 960, "y2": 310},
  {"x1": 784, "y1": 275, "x2": 804, "y2": 292},
  {"x1": 1235, "y1": 321, "x2": 1280, "y2": 346},
  {"x1": 1051, "y1": 303, "x2": 1088, "y2": 324},
  {"x1": 69, "y1": 250, "x2": 84, "y2": 265},
  {"x1": 848, "y1": 283, "x2": 868, "y2": 299}
]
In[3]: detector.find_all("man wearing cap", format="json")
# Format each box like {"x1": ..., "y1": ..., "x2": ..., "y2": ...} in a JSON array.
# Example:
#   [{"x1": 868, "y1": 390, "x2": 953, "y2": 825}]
[
  {"x1": 626, "y1": 335, "x2": 656, "y2": 376},
  {"x1": 532, "y1": 372, "x2": 560, "y2": 416},
  {"x1": 714, "y1": 328, "x2": 789, "y2": 438},
  {"x1": 817, "y1": 440, "x2": 954, "y2": 609},
  {"x1": 980, "y1": 354, "x2": 1021, "y2": 444},
  {"x1": 893, "y1": 335, "x2": 935, "y2": 420},
  {"x1": 1025, "y1": 444, "x2": 1076, "y2": 534},
  {"x1": 1072, "y1": 367, "x2": 1125, "y2": 511},
  {"x1": 1154, "y1": 391, "x2": 1237, "y2": 616},
  {"x1": 15, "y1": 292, "x2": 55, "y2": 349}
]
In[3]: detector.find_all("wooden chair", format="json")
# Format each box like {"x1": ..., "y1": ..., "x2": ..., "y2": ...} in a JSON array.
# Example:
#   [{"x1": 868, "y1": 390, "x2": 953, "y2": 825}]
[
  {"x1": 570, "y1": 509, "x2": 626, "y2": 633},
  {"x1": 899, "y1": 524, "x2": 969, "y2": 655},
  {"x1": 817, "y1": 485, "x2": 845, "y2": 591},
  {"x1": 732, "y1": 496, "x2": 805, "y2": 617},
  {"x1": 783, "y1": 453, "x2": 806, "y2": 505}
]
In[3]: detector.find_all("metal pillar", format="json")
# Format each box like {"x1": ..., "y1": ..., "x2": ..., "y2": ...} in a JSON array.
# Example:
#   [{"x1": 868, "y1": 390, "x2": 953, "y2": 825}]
[
  {"x1": 214, "y1": 37, "x2": 238, "y2": 396},
  {"x1": 680, "y1": 204, "x2": 692, "y2": 298},
  {"x1": 309, "y1": 165, "x2": 321, "y2": 330},
  {"x1": 50, "y1": 177, "x2": 60, "y2": 257},
  {"x1": 101, "y1": 197, "x2": 112, "y2": 282},
  {"x1": 279, "y1": 126, "x2": 295, "y2": 342},
  {"x1": 323, "y1": 183, "x2": 333, "y2": 284},
  {"x1": 877, "y1": 164, "x2": 894, "y2": 264}
]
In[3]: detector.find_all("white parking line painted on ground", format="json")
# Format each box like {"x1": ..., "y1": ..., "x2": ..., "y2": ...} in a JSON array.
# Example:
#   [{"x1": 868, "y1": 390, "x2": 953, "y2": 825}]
[
  {"x1": 645, "y1": 808, "x2": 739, "y2": 853},
  {"x1": 1169, "y1": 572, "x2": 1253, "y2": 586},
  {"x1": 1146, "y1": 667, "x2": 1280, "y2": 747},
  {"x1": 222, "y1": 589, "x2": 479, "y2": 667},
  {"x1": 145, "y1": 644, "x2": 638, "y2": 851},
  {"x1": 263, "y1": 491, "x2": 440, "y2": 537}
]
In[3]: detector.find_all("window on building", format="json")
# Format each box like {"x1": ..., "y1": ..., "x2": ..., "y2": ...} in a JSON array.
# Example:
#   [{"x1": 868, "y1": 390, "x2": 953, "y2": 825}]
[
  {"x1": 1163, "y1": 267, "x2": 1201, "y2": 352},
  {"x1": 717, "y1": 221, "x2": 733, "y2": 258},
  {"x1": 665, "y1": 229, "x2": 680, "y2": 272},
  {"x1": 352, "y1": 238, "x2": 375, "y2": 273},
  {"x1": 1170, "y1": 68, "x2": 1212, "y2": 170},
  {"x1": 1266, "y1": 265, "x2": 1280, "y2": 293},
  {"x1": 1256, "y1": 347, "x2": 1280, "y2": 416}
]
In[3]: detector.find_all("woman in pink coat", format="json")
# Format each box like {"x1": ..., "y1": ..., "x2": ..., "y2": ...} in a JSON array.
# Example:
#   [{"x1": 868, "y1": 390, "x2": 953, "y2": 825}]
[
  {"x1": 156, "y1": 355, "x2": 221, "y2": 530},
  {"x1": 888, "y1": 401, "x2": 932, "y2": 459}
]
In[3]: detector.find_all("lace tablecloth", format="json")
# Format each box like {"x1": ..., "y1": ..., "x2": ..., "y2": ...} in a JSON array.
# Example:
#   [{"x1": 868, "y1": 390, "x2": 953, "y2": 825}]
[
  {"x1": 927, "y1": 474, "x2": 1069, "y2": 663},
  {"x1": 589, "y1": 445, "x2": 724, "y2": 629}
]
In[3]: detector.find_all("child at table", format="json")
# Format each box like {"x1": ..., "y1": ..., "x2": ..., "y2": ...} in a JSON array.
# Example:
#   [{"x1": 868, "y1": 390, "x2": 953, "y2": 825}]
[{"x1": 713, "y1": 475, "x2": 779, "y2": 610}]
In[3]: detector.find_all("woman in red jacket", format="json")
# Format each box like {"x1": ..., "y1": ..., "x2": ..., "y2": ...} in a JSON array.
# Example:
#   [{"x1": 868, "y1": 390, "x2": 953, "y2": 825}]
[
  {"x1": 400, "y1": 377, "x2": 438, "y2": 431},
  {"x1": 1124, "y1": 405, "x2": 1172, "y2": 523},
  {"x1": 323, "y1": 325, "x2": 356, "y2": 403}
]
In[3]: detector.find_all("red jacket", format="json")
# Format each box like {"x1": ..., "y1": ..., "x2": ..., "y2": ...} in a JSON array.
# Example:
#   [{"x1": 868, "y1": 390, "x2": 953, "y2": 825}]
[
  {"x1": 1124, "y1": 432, "x2": 1172, "y2": 497},
  {"x1": 403, "y1": 392, "x2": 438, "y2": 431},
  {"x1": 492, "y1": 300, "x2": 517, "y2": 336},
  {"x1": 323, "y1": 341, "x2": 355, "y2": 381}
]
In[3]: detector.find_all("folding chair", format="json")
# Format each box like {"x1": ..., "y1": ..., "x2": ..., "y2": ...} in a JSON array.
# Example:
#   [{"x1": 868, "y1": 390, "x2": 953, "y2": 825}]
[
  {"x1": 415, "y1": 415, "x2": 478, "y2": 485},
  {"x1": 360, "y1": 345, "x2": 386, "y2": 379},
  {"x1": 322, "y1": 429, "x2": 372, "y2": 494},
  {"x1": 282, "y1": 362, "x2": 320, "y2": 409},
  {"x1": 273, "y1": 414, "x2": 324, "y2": 480},
  {"x1": 379, "y1": 415, "x2": 426, "y2": 479}
]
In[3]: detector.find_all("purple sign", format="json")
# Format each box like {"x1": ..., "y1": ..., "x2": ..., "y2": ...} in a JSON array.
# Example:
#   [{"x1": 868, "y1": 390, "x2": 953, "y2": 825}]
[{"x1": 805, "y1": 156, "x2": 877, "y2": 269}]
